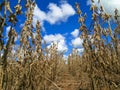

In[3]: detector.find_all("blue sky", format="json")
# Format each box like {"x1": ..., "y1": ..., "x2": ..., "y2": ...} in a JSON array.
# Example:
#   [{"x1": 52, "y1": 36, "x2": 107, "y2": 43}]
[
  {"x1": 4, "y1": 0, "x2": 120, "y2": 56},
  {"x1": 4, "y1": 0, "x2": 91, "y2": 55},
  {"x1": 32, "y1": 0, "x2": 91, "y2": 55}
]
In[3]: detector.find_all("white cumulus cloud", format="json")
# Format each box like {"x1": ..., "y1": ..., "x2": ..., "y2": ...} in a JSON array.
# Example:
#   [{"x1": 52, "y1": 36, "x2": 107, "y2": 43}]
[
  {"x1": 43, "y1": 34, "x2": 65, "y2": 44},
  {"x1": 43, "y1": 34, "x2": 68, "y2": 52},
  {"x1": 71, "y1": 37, "x2": 83, "y2": 48},
  {"x1": 33, "y1": 1, "x2": 75, "y2": 27},
  {"x1": 71, "y1": 29, "x2": 84, "y2": 53},
  {"x1": 57, "y1": 39, "x2": 68, "y2": 52},
  {"x1": 71, "y1": 29, "x2": 79, "y2": 38},
  {"x1": 46, "y1": 2, "x2": 75, "y2": 24}
]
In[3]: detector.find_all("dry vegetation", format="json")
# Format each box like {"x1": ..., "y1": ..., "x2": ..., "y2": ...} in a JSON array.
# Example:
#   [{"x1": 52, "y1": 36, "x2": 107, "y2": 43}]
[{"x1": 0, "y1": 0, "x2": 120, "y2": 90}]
